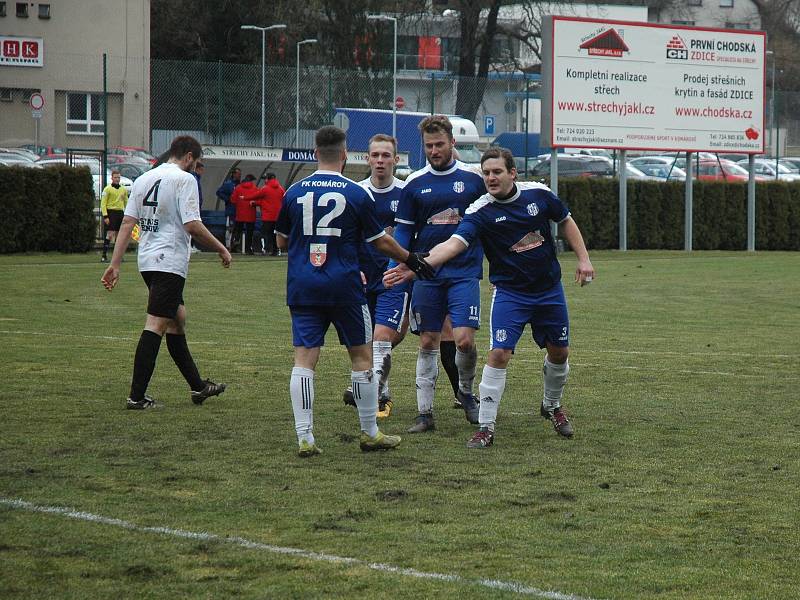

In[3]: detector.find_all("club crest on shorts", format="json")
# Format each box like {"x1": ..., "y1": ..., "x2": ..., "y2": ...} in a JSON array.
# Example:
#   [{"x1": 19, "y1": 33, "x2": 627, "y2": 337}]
[
  {"x1": 453, "y1": 181, "x2": 465, "y2": 193},
  {"x1": 526, "y1": 202, "x2": 539, "y2": 216},
  {"x1": 495, "y1": 329, "x2": 507, "y2": 342},
  {"x1": 427, "y1": 207, "x2": 462, "y2": 225},
  {"x1": 510, "y1": 231, "x2": 545, "y2": 253},
  {"x1": 310, "y1": 243, "x2": 327, "y2": 266}
]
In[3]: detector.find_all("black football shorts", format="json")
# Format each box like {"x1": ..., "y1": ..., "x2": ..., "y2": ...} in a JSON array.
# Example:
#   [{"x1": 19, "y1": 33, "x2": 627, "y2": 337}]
[{"x1": 141, "y1": 271, "x2": 185, "y2": 319}]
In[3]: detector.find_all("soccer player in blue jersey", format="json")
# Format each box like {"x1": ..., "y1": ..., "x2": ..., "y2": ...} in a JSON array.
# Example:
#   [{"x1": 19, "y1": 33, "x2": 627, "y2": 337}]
[
  {"x1": 342, "y1": 134, "x2": 410, "y2": 418},
  {"x1": 385, "y1": 147, "x2": 595, "y2": 447},
  {"x1": 392, "y1": 115, "x2": 487, "y2": 433},
  {"x1": 275, "y1": 126, "x2": 434, "y2": 457}
]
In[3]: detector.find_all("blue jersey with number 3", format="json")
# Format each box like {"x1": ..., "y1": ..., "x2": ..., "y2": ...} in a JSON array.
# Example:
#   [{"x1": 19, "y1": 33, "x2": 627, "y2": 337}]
[{"x1": 276, "y1": 170, "x2": 385, "y2": 306}]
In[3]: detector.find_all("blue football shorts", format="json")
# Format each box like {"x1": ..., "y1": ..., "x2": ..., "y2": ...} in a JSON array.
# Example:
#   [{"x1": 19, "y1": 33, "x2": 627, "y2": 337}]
[
  {"x1": 488, "y1": 283, "x2": 569, "y2": 351},
  {"x1": 290, "y1": 304, "x2": 373, "y2": 348},
  {"x1": 373, "y1": 282, "x2": 411, "y2": 332},
  {"x1": 410, "y1": 277, "x2": 481, "y2": 333}
]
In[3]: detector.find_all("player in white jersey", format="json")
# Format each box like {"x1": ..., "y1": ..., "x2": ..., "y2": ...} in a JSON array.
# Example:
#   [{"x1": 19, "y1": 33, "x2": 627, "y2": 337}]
[
  {"x1": 101, "y1": 136, "x2": 232, "y2": 410},
  {"x1": 385, "y1": 147, "x2": 594, "y2": 447}
]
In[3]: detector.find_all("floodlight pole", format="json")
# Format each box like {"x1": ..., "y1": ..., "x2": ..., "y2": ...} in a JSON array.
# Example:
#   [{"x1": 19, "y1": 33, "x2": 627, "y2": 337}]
[
  {"x1": 241, "y1": 24, "x2": 287, "y2": 147},
  {"x1": 296, "y1": 38, "x2": 318, "y2": 147},
  {"x1": 367, "y1": 15, "x2": 398, "y2": 138}
]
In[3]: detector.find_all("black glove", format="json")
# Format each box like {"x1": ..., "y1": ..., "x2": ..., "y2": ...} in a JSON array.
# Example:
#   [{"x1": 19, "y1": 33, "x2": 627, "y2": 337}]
[{"x1": 404, "y1": 252, "x2": 435, "y2": 280}]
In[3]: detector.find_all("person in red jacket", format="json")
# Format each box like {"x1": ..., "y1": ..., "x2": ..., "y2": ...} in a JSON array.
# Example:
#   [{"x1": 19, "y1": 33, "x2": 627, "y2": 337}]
[
  {"x1": 258, "y1": 173, "x2": 285, "y2": 256},
  {"x1": 230, "y1": 174, "x2": 260, "y2": 254}
]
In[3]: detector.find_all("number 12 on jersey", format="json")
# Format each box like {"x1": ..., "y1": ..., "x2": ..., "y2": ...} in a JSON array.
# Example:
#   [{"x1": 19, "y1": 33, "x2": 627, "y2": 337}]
[{"x1": 298, "y1": 191, "x2": 346, "y2": 237}]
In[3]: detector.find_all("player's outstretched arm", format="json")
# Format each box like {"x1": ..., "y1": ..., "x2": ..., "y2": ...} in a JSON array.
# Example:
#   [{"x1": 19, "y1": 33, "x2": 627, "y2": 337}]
[
  {"x1": 101, "y1": 216, "x2": 137, "y2": 291},
  {"x1": 383, "y1": 236, "x2": 466, "y2": 287},
  {"x1": 371, "y1": 234, "x2": 435, "y2": 280},
  {"x1": 560, "y1": 216, "x2": 595, "y2": 286},
  {"x1": 184, "y1": 220, "x2": 232, "y2": 267}
]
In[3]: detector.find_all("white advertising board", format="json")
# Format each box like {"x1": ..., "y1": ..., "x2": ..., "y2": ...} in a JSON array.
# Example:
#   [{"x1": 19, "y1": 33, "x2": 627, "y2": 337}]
[
  {"x1": 0, "y1": 35, "x2": 44, "y2": 67},
  {"x1": 541, "y1": 17, "x2": 766, "y2": 153}
]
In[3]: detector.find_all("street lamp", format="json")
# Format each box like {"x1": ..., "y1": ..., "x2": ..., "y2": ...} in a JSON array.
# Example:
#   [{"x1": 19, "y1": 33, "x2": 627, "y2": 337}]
[
  {"x1": 296, "y1": 38, "x2": 318, "y2": 147},
  {"x1": 367, "y1": 14, "x2": 398, "y2": 139},
  {"x1": 241, "y1": 23, "x2": 287, "y2": 147}
]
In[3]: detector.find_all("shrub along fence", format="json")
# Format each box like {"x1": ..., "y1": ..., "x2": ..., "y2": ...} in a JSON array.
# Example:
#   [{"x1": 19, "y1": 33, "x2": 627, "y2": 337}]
[
  {"x1": 1, "y1": 167, "x2": 798, "y2": 252},
  {"x1": 557, "y1": 178, "x2": 800, "y2": 251},
  {"x1": 0, "y1": 165, "x2": 96, "y2": 253}
]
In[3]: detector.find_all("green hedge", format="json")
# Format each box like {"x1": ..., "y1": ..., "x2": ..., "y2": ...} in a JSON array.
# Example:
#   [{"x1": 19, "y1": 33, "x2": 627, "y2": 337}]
[
  {"x1": 0, "y1": 165, "x2": 96, "y2": 253},
  {"x1": 555, "y1": 178, "x2": 800, "y2": 251}
]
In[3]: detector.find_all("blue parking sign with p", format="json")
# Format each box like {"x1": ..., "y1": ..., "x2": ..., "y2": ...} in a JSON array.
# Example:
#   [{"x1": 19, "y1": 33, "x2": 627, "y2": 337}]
[{"x1": 484, "y1": 115, "x2": 495, "y2": 135}]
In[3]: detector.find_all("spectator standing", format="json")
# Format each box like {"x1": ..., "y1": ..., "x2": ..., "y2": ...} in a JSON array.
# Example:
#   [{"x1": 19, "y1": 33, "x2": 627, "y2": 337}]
[
  {"x1": 100, "y1": 169, "x2": 129, "y2": 262},
  {"x1": 100, "y1": 135, "x2": 231, "y2": 409},
  {"x1": 216, "y1": 167, "x2": 241, "y2": 248},
  {"x1": 258, "y1": 173, "x2": 285, "y2": 256},
  {"x1": 190, "y1": 161, "x2": 205, "y2": 253},
  {"x1": 230, "y1": 174, "x2": 259, "y2": 254}
]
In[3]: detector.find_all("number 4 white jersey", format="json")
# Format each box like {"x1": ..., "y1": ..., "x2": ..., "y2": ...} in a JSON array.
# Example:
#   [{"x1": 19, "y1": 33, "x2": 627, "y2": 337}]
[{"x1": 124, "y1": 162, "x2": 202, "y2": 278}]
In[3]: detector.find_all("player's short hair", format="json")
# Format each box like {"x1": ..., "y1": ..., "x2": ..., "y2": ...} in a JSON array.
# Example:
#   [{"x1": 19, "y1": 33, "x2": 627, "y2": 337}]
[
  {"x1": 266, "y1": 172, "x2": 276, "y2": 180},
  {"x1": 419, "y1": 115, "x2": 453, "y2": 138},
  {"x1": 481, "y1": 147, "x2": 516, "y2": 172},
  {"x1": 110, "y1": 169, "x2": 121, "y2": 176},
  {"x1": 244, "y1": 174, "x2": 256, "y2": 182},
  {"x1": 168, "y1": 135, "x2": 202, "y2": 160},
  {"x1": 315, "y1": 126, "x2": 347, "y2": 163},
  {"x1": 368, "y1": 134, "x2": 397, "y2": 155},
  {"x1": 195, "y1": 161, "x2": 205, "y2": 169}
]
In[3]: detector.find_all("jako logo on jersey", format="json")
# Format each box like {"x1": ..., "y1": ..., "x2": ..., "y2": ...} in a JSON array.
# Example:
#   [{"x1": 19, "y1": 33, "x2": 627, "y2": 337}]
[
  {"x1": 427, "y1": 208, "x2": 462, "y2": 225},
  {"x1": 495, "y1": 329, "x2": 507, "y2": 342},
  {"x1": 510, "y1": 231, "x2": 545, "y2": 253},
  {"x1": 390, "y1": 200, "x2": 399, "y2": 212},
  {"x1": 453, "y1": 181, "x2": 465, "y2": 193},
  {"x1": 310, "y1": 243, "x2": 327, "y2": 267},
  {"x1": 420, "y1": 188, "x2": 432, "y2": 194},
  {"x1": 495, "y1": 216, "x2": 507, "y2": 223},
  {"x1": 526, "y1": 203, "x2": 539, "y2": 216}
]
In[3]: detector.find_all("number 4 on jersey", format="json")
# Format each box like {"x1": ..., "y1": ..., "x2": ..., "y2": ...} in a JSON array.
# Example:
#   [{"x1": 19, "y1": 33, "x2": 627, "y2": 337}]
[{"x1": 143, "y1": 179, "x2": 162, "y2": 207}]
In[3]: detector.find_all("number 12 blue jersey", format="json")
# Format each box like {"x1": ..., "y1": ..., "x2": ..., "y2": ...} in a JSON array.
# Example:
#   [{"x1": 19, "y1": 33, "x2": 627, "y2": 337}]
[{"x1": 276, "y1": 170, "x2": 385, "y2": 306}]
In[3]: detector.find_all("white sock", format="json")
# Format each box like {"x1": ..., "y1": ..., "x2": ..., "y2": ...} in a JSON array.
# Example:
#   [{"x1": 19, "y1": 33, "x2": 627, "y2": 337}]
[
  {"x1": 543, "y1": 356, "x2": 569, "y2": 412},
  {"x1": 352, "y1": 369, "x2": 379, "y2": 437},
  {"x1": 478, "y1": 365, "x2": 506, "y2": 431},
  {"x1": 415, "y1": 349, "x2": 439, "y2": 414},
  {"x1": 373, "y1": 340, "x2": 393, "y2": 398},
  {"x1": 290, "y1": 367, "x2": 315, "y2": 444},
  {"x1": 455, "y1": 346, "x2": 477, "y2": 396}
]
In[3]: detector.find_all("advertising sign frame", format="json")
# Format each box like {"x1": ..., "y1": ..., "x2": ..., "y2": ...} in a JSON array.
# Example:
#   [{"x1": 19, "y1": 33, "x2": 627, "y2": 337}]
[{"x1": 541, "y1": 16, "x2": 766, "y2": 154}]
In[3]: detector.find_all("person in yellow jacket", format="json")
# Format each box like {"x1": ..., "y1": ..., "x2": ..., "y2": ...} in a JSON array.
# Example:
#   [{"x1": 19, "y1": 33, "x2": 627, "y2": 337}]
[{"x1": 101, "y1": 170, "x2": 129, "y2": 262}]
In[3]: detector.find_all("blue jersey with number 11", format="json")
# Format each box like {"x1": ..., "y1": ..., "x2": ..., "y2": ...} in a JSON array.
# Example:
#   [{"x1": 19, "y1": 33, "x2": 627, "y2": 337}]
[{"x1": 276, "y1": 170, "x2": 385, "y2": 306}]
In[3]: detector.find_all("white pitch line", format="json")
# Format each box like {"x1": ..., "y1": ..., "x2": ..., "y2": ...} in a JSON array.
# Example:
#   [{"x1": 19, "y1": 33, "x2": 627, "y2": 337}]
[{"x1": 0, "y1": 497, "x2": 598, "y2": 600}]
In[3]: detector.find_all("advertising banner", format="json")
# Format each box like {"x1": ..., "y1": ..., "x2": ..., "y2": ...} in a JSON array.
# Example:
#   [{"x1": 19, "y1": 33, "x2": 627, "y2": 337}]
[
  {"x1": 0, "y1": 35, "x2": 44, "y2": 67},
  {"x1": 541, "y1": 17, "x2": 766, "y2": 153}
]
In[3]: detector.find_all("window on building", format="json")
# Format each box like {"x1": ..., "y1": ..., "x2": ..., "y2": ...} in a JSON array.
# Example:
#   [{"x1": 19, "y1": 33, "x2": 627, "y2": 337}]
[
  {"x1": 672, "y1": 19, "x2": 696, "y2": 26},
  {"x1": 0, "y1": 3, "x2": 7, "y2": 18},
  {"x1": 0, "y1": 88, "x2": 13, "y2": 102},
  {"x1": 38, "y1": 3, "x2": 50, "y2": 18},
  {"x1": 687, "y1": 0, "x2": 702, "y2": 5},
  {"x1": 16, "y1": 2, "x2": 27, "y2": 17},
  {"x1": 66, "y1": 93, "x2": 105, "y2": 135},
  {"x1": 725, "y1": 21, "x2": 750, "y2": 29},
  {"x1": 720, "y1": 0, "x2": 733, "y2": 5}
]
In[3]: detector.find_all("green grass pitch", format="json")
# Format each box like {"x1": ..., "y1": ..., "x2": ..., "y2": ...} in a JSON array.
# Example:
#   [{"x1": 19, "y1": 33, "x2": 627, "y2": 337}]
[{"x1": 1, "y1": 250, "x2": 799, "y2": 599}]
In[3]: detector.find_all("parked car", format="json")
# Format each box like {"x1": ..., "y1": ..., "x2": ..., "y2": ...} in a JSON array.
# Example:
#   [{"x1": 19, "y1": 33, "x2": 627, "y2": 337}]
[
  {"x1": 20, "y1": 144, "x2": 67, "y2": 157},
  {"x1": 631, "y1": 163, "x2": 687, "y2": 181},
  {"x1": 529, "y1": 155, "x2": 615, "y2": 179},
  {"x1": 115, "y1": 161, "x2": 151, "y2": 181},
  {"x1": 0, "y1": 147, "x2": 40, "y2": 161},
  {"x1": 36, "y1": 157, "x2": 133, "y2": 197},
  {"x1": 695, "y1": 160, "x2": 757, "y2": 182},
  {"x1": 736, "y1": 158, "x2": 800, "y2": 181},
  {"x1": 109, "y1": 146, "x2": 157, "y2": 164},
  {"x1": 0, "y1": 151, "x2": 36, "y2": 165},
  {"x1": 778, "y1": 156, "x2": 800, "y2": 172}
]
